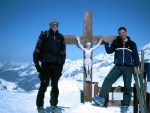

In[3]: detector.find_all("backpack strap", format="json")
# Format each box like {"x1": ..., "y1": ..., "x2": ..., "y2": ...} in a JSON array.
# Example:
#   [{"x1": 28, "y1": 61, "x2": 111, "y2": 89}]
[
  {"x1": 41, "y1": 30, "x2": 48, "y2": 38},
  {"x1": 39, "y1": 30, "x2": 48, "y2": 62},
  {"x1": 47, "y1": 30, "x2": 49, "y2": 38}
]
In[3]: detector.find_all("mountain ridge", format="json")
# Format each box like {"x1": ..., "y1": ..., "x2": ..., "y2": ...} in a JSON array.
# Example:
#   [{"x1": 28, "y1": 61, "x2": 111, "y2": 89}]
[{"x1": 0, "y1": 42, "x2": 149, "y2": 91}]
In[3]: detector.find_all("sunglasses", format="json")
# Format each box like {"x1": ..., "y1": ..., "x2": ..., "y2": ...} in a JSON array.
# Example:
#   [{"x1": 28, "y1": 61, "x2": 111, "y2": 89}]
[{"x1": 51, "y1": 23, "x2": 59, "y2": 27}]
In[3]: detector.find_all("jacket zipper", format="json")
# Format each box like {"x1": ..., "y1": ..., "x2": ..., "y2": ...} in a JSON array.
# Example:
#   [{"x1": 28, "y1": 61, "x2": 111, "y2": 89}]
[
  {"x1": 131, "y1": 58, "x2": 133, "y2": 65},
  {"x1": 122, "y1": 42, "x2": 125, "y2": 65},
  {"x1": 54, "y1": 34, "x2": 56, "y2": 61}
]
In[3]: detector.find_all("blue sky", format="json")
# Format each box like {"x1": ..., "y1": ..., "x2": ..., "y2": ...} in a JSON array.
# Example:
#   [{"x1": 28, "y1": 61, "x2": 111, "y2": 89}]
[{"x1": 0, "y1": 0, "x2": 150, "y2": 63}]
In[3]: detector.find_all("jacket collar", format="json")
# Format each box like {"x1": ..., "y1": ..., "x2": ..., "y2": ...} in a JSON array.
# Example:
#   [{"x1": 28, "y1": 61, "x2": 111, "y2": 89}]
[
  {"x1": 49, "y1": 28, "x2": 59, "y2": 36},
  {"x1": 116, "y1": 36, "x2": 131, "y2": 42}
]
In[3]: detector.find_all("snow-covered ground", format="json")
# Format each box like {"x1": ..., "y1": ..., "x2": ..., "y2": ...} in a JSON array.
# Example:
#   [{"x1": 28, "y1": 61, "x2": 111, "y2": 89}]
[{"x1": 0, "y1": 78, "x2": 150, "y2": 113}]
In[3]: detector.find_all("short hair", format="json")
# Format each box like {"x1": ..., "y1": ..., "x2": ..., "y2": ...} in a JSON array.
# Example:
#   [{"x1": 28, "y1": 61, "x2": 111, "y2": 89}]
[{"x1": 118, "y1": 27, "x2": 127, "y2": 33}]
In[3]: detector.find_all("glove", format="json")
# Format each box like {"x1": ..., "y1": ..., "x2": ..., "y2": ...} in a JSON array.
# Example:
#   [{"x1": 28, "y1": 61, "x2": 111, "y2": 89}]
[{"x1": 35, "y1": 64, "x2": 42, "y2": 73}]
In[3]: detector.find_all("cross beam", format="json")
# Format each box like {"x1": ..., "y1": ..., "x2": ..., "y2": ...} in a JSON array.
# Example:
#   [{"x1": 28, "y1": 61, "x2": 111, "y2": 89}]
[
  {"x1": 65, "y1": 35, "x2": 116, "y2": 44},
  {"x1": 64, "y1": 11, "x2": 116, "y2": 102}
]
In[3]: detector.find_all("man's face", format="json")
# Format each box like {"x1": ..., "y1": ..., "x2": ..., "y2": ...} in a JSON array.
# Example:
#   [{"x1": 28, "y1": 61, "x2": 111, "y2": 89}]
[
  {"x1": 50, "y1": 23, "x2": 58, "y2": 32},
  {"x1": 118, "y1": 29, "x2": 127, "y2": 40}
]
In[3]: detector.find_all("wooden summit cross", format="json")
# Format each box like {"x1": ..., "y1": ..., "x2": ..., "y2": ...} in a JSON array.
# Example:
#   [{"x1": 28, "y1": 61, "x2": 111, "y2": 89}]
[{"x1": 64, "y1": 11, "x2": 116, "y2": 102}]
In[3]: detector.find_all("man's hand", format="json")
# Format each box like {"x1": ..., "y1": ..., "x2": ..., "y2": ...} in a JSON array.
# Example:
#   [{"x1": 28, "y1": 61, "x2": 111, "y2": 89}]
[
  {"x1": 134, "y1": 67, "x2": 138, "y2": 75},
  {"x1": 101, "y1": 36, "x2": 107, "y2": 43},
  {"x1": 35, "y1": 64, "x2": 42, "y2": 73}
]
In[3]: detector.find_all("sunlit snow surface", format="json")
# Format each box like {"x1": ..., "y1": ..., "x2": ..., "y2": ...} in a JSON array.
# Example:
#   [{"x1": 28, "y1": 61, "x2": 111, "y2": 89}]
[{"x1": 1, "y1": 78, "x2": 149, "y2": 113}]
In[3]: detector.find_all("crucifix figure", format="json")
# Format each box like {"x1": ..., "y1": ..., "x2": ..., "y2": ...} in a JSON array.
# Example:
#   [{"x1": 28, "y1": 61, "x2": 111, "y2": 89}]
[
  {"x1": 76, "y1": 35, "x2": 102, "y2": 81},
  {"x1": 64, "y1": 11, "x2": 116, "y2": 102}
]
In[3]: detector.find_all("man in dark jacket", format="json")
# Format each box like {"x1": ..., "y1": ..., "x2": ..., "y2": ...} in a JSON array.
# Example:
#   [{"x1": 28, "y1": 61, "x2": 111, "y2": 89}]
[
  {"x1": 92, "y1": 27, "x2": 139, "y2": 113},
  {"x1": 33, "y1": 18, "x2": 66, "y2": 113}
]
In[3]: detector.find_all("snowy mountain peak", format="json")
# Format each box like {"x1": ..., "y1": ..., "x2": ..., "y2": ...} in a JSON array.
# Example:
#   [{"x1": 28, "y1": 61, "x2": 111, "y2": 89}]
[
  {"x1": 0, "y1": 78, "x2": 24, "y2": 91},
  {"x1": 142, "y1": 42, "x2": 150, "y2": 50},
  {"x1": 140, "y1": 42, "x2": 150, "y2": 63},
  {"x1": 0, "y1": 61, "x2": 14, "y2": 70}
]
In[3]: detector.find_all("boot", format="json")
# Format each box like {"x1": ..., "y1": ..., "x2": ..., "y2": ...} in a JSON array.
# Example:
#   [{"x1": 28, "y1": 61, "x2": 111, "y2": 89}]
[
  {"x1": 50, "y1": 106, "x2": 62, "y2": 113},
  {"x1": 37, "y1": 107, "x2": 46, "y2": 113}
]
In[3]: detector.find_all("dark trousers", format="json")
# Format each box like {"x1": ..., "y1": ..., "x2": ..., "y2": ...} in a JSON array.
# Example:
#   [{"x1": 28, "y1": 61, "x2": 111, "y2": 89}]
[
  {"x1": 99, "y1": 66, "x2": 133, "y2": 107},
  {"x1": 144, "y1": 63, "x2": 150, "y2": 82},
  {"x1": 36, "y1": 63, "x2": 63, "y2": 108}
]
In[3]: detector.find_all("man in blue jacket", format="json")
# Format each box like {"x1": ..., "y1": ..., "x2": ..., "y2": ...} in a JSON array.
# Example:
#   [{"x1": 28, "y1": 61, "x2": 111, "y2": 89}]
[{"x1": 92, "y1": 27, "x2": 139, "y2": 113}]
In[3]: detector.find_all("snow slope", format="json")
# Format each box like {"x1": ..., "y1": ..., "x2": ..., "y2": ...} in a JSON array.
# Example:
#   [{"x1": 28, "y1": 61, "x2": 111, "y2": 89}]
[{"x1": 0, "y1": 78, "x2": 150, "y2": 113}]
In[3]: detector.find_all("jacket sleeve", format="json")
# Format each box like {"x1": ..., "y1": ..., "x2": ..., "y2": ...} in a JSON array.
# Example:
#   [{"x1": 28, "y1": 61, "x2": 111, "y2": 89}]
[
  {"x1": 132, "y1": 43, "x2": 140, "y2": 67},
  {"x1": 33, "y1": 32, "x2": 45, "y2": 65},
  {"x1": 104, "y1": 41, "x2": 115, "y2": 54},
  {"x1": 60, "y1": 35, "x2": 66, "y2": 65}
]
